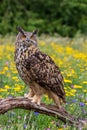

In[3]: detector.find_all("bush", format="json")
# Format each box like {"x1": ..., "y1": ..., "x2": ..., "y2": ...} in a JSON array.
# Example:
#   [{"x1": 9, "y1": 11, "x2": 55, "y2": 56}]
[{"x1": 0, "y1": 0, "x2": 87, "y2": 37}]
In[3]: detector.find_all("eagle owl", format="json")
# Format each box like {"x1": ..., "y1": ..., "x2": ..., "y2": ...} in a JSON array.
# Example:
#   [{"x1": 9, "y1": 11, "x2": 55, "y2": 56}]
[{"x1": 14, "y1": 27, "x2": 66, "y2": 109}]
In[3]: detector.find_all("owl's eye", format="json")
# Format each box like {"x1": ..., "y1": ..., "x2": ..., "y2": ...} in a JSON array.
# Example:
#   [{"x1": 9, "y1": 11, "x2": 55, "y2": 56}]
[{"x1": 22, "y1": 35, "x2": 26, "y2": 39}]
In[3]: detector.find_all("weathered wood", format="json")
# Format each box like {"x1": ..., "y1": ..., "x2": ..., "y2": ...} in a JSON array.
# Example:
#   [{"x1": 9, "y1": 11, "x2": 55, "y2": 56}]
[{"x1": 0, "y1": 97, "x2": 86, "y2": 127}]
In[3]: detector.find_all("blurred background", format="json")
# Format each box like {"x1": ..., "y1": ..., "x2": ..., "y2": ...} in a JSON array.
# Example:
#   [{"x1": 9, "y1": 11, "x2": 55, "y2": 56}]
[{"x1": 0, "y1": 0, "x2": 87, "y2": 37}]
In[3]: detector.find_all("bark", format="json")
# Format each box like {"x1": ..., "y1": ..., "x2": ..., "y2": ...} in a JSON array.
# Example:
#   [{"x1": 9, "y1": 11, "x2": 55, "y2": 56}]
[{"x1": 0, "y1": 97, "x2": 86, "y2": 127}]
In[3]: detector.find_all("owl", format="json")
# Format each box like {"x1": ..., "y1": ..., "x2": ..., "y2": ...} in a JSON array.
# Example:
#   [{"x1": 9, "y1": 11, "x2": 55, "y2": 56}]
[{"x1": 14, "y1": 27, "x2": 66, "y2": 109}]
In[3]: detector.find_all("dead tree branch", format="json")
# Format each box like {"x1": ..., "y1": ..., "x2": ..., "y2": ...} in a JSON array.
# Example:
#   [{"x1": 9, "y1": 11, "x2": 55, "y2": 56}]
[{"x1": 0, "y1": 97, "x2": 86, "y2": 127}]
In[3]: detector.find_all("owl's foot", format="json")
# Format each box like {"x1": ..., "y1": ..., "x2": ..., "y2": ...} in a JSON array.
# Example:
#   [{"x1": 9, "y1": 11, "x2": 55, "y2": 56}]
[
  {"x1": 31, "y1": 95, "x2": 42, "y2": 105},
  {"x1": 24, "y1": 94, "x2": 34, "y2": 100},
  {"x1": 24, "y1": 89, "x2": 35, "y2": 99}
]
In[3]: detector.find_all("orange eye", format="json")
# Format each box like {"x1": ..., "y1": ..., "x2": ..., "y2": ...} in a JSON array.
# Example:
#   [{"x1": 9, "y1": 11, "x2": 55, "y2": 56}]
[{"x1": 22, "y1": 35, "x2": 26, "y2": 39}]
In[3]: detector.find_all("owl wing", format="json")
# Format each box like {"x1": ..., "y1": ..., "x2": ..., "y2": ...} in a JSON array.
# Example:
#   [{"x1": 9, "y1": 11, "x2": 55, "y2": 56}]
[{"x1": 25, "y1": 51, "x2": 65, "y2": 102}]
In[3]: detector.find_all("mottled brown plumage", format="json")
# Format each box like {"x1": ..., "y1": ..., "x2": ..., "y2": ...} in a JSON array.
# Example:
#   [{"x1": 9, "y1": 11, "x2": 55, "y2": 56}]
[{"x1": 14, "y1": 27, "x2": 66, "y2": 108}]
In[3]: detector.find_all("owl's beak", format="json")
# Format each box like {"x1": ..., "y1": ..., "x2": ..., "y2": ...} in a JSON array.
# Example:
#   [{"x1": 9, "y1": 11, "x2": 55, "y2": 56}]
[{"x1": 16, "y1": 26, "x2": 26, "y2": 37}]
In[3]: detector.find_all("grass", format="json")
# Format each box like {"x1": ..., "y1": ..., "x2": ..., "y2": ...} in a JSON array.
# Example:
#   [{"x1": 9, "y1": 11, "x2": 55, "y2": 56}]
[{"x1": 0, "y1": 35, "x2": 87, "y2": 130}]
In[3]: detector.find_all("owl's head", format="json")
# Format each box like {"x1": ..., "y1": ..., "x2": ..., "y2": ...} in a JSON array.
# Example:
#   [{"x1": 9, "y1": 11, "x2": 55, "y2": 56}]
[{"x1": 16, "y1": 26, "x2": 38, "y2": 47}]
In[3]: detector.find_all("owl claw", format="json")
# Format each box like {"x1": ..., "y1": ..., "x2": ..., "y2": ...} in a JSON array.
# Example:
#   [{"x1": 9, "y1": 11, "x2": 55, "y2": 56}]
[
  {"x1": 28, "y1": 97, "x2": 33, "y2": 100},
  {"x1": 37, "y1": 101, "x2": 40, "y2": 106},
  {"x1": 31, "y1": 100, "x2": 40, "y2": 106},
  {"x1": 24, "y1": 93, "x2": 34, "y2": 100},
  {"x1": 29, "y1": 94, "x2": 41, "y2": 105}
]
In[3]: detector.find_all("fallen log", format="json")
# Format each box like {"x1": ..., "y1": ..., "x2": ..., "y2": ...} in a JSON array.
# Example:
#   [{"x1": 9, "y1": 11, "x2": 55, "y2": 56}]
[{"x1": 0, "y1": 97, "x2": 86, "y2": 128}]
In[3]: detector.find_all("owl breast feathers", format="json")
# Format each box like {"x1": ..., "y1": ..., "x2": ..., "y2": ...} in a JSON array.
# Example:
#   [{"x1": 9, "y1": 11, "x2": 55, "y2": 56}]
[{"x1": 15, "y1": 27, "x2": 66, "y2": 109}]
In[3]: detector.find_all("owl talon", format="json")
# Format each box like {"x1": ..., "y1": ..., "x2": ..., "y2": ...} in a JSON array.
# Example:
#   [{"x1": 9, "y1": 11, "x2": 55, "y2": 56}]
[
  {"x1": 24, "y1": 92, "x2": 34, "y2": 99},
  {"x1": 31, "y1": 100, "x2": 36, "y2": 104},
  {"x1": 31, "y1": 100, "x2": 40, "y2": 106},
  {"x1": 28, "y1": 97, "x2": 33, "y2": 100},
  {"x1": 31, "y1": 95, "x2": 41, "y2": 106},
  {"x1": 37, "y1": 101, "x2": 40, "y2": 106}
]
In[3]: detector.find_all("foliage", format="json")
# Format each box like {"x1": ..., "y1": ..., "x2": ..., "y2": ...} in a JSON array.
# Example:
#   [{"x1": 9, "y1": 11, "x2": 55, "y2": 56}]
[
  {"x1": 0, "y1": 0, "x2": 87, "y2": 37},
  {"x1": 0, "y1": 36, "x2": 87, "y2": 129}
]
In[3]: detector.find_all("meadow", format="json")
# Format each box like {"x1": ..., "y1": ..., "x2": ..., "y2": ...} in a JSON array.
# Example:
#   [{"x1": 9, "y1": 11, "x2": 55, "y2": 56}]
[{"x1": 0, "y1": 35, "x2": 87, "y2": 130}]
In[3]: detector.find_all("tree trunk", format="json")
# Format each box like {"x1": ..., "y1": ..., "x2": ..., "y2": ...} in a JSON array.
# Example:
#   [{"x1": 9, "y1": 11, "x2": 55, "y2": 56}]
[{"x1": 0, "y1": 97, "x2": 86, "y2": 128}]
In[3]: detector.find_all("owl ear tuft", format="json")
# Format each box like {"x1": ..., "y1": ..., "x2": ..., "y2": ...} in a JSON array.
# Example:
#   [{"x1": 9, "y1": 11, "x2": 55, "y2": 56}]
[
  {"x1": 32, "y1": 30, "x2": 38, "y2": 35},
  {"x1": 30, "y1": 30, "x2": 38, "y2": 39},
  {"x1": 16, "y1": 26, "x2": 26, "y2": 36}
]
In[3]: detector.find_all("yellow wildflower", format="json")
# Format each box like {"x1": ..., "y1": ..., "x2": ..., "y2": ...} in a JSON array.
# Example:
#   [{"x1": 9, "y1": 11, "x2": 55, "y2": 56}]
[
  {"x1": 0, "y1": 88, "x2": 7, "y2": 92},
  {"x1": 64, "y1": 79, "x2": 72, "y2": 83},
  {"x1": 74, "y1": 85, "x2": 83, "y2": 89},
  {"x1": 83, "y1": 90, "x2": 87, "y2": 92},
  {"x1": 70, "y1": 89, "x2": 76, "y2": 93},
  {"x1": 4, "y1": 66, "x2": 8, "y2": 71},
  {"x1": 6, "y1": 73, "x2": 11, "y2": 77},
  {"x1": 58, "y1": 128, "x2": 63, "y2": 130},
  {"x1": 0, "y1": 70, "x2": 5, "y2": 74},
  {"x1": 39, "y1": 41, "x2": 45, "y2": 46},
  {"x1": 67, "y1": 73, "x2": 72, "y2": 77},
  {"x1": 83, "y1": 81, "x2": 87, "y2": 84},
  {"x1": 65, "y1": 90, "x2": 75, "y2": 96},
  {"x1": 12, "y1": 76, "x2": 19, "y2": 82},
  {"x1": 4, "y1": 85, "x2": 10, "y2": 89},
  {"x1": 66, "y1": 47, "x2": 74, "y2": 54},
  {"x1": 15, "y1": 84, "x2": 24, "y2": 89},
  {"x1": 0, "y1": 95, "x2": 2, "y2": 98},
  {"x1": 14, "y1": 87, "x2": 21, "y2": 92},
  {"x1": 12, "y1": 70, "x2": 18, "y2": 74}
]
